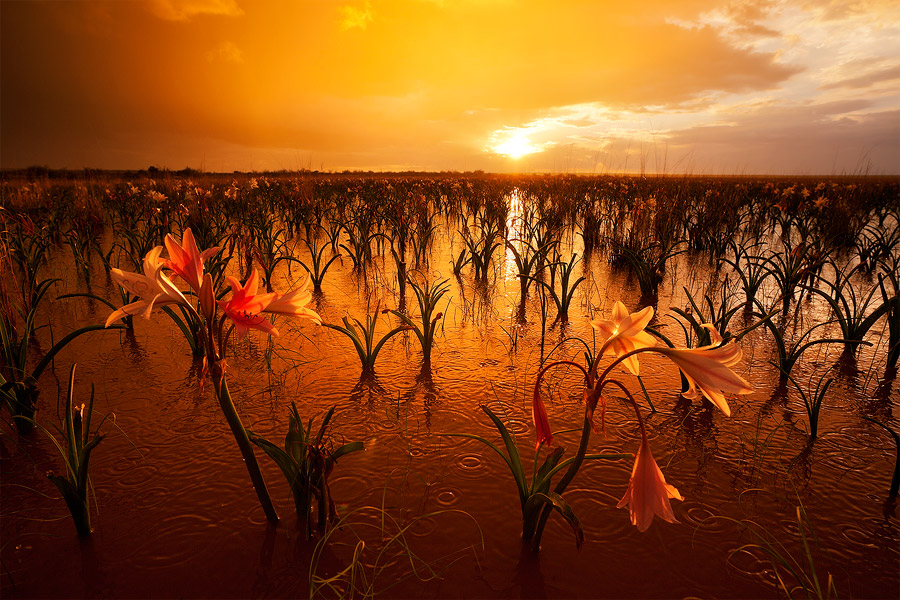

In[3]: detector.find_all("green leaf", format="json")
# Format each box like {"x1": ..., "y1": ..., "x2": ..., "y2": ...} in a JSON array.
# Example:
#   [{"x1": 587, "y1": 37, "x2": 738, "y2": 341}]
[{"x1": 525, "y1": 492, "x2": 584, "y2": 549}]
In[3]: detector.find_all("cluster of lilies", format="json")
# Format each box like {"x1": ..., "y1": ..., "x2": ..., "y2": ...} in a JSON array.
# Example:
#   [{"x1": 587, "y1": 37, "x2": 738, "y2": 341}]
[
  {"x1": 106, "y1": 229, "x2": 321, "y2": 522},
  {"x1": 105, "y1": 229, "x2": 752, "y2": 539},
  {"x1": 532, "y1": 302, "x2": 752, "y2": 534}
]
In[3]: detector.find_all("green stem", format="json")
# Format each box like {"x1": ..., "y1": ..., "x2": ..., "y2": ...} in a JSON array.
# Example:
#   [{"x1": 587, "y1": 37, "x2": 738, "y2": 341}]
[
  {"x1": 213, "y1": 370, "x2": 279, "y2": 523},
  {"x1": 529, "y1": 408, "x2": 592, "y2": 551}
]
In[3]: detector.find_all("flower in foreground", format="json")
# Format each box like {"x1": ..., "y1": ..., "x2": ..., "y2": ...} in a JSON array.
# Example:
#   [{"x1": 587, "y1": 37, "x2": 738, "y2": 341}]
[
  {"x1": 263, "y1": 275, "x2": 323, "y2": 325},
  {"x1": 164, "y1": 228, "x2": 219, "y2": 292},
  {"x1": 106, "y1": 246, "x2": 189, "y2": 326},
  {"x1": 617, "y1": 435, "x2": 683, "y2": 532},
  {"x1": 217, "y1": 270, "x2": 279, "y2": 338},
  {"x1": 654, "y1": 340, "x2": 752, "y2": 417},
  {"x1": 218, "y1": 269, "x2": 321, "y2": 338},
  {"x1": 591, "y1": 301, "x2": 656, "y2": 375}
]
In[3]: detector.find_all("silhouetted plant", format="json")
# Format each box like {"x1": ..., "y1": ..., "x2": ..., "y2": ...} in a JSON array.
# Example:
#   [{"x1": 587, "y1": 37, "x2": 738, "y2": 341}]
[
  {"x1": 324, "y1": 310, "x2": 412, "y2": 374},
  {"x1": 784, "y1": 371, "x2": 833, "y2": 440},
  {"x1": 390, "y1": 277, "x2": 449, "y2": 365},
  {"x1": 1, "y1": 279, "x2": 123, "y2": 434},
  {"x1": 529, "y1": 253, "x2": 585, "y2": 323},
  {"x1": 299, "y1": 237, "x2": 341, "y2": 292},
  {"x1": 249, "y1": 403, "x2": 363, "y2": 538},
  {"x1": 34, "y1": 365, "x2": 115, "y2": 536},
  {"x1": 804, "y1": 261, "x2": 891, "y2": 354},
  {"x1": 722, "y1": 238, "x2": 770, "y2": 307}
]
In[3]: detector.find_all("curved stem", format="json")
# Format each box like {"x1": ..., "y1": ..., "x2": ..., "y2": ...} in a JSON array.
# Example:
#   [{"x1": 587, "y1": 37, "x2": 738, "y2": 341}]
[
  {"x1": 213, "y1": 370, "x2": 279, "y2": 523},
  {"x1": 535, "y1": 360, "x2": 591, "y2": 389},
  {"x1": 596, "y1": 347, "x2": 658, "y2": 385}
]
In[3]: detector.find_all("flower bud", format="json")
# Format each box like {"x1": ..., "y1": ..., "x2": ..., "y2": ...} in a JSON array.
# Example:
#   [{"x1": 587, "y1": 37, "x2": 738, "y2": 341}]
[{"x1": 200, "y1": 272, "x2": 215, "y2": 320}]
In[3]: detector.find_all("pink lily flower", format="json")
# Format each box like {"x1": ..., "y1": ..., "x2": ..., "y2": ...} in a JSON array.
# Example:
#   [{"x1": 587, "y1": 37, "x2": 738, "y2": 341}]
[
  {"x1": 217, "y1": 269, "x2": 279, "y2": 339},
  {"x1": 263, "y1": 274, "x2": 322, "y2": 325},
  {"x1": 617, "y1": 435, "x2": 683, "y2": 532},
  {"x1": 591, "y1": 301, "x2": 656, "y2": 375},
  {"x1": 654, "y1": 339, "x2": 752, "y2": 416},
  {"x1": 106, "y1": 246, "x2": 190, "y2": 326},
  {"x1": 164, "y1": 228, "x2": 219, "y2": 292}
]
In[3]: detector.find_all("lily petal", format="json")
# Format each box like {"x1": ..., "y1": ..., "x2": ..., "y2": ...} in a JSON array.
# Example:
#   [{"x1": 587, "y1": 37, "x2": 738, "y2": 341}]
[{"x1": 617, "y1": 436, "x2": 683, "y2": 532}]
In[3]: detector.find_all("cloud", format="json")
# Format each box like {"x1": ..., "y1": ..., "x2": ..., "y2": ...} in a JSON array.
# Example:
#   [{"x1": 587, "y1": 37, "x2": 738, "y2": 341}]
[
  {"x1": 206, "y1": 41, "x2": 245, "y2": 64},
  {"x1": 1, "y1": 0, "x2": 896, "y2": 174},
  {"x1": 147, "y1": 0, "x2": 243, "y2": 22},
  {"x1": 819, "y1": 63, "x2": 900, "y2": 90},
  {"x1": 339, "y1": 1, "x2": 374, "y2": 30}
]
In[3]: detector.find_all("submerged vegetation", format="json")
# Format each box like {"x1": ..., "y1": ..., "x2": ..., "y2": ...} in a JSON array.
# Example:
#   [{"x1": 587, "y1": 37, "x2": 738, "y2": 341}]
[{"x1": 1, "y1": 170, "x2": 898, "y2": 598}]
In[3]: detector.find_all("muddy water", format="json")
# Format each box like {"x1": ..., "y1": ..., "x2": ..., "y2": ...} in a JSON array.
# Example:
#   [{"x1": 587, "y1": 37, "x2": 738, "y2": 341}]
[{"x1": 2, "y1": 208, "x2": 898, "y2": 599}]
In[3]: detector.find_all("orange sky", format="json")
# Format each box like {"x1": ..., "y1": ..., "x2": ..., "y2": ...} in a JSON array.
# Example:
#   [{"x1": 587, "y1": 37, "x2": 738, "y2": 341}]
[{"x1": 2, "y1": 0, "x2": 898, "y2": 174}]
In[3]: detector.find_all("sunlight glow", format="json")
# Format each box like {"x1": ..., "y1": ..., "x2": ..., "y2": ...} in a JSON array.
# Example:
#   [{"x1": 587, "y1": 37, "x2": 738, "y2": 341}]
[{"x1": 492, "y1": 133, "x2": 543, "y2": 159}]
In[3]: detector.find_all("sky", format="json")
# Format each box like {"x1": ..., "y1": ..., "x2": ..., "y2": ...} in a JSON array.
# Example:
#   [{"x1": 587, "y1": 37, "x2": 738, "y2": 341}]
[{"x1": 1, "y1": 0, "x2": 898, "y2": 175}]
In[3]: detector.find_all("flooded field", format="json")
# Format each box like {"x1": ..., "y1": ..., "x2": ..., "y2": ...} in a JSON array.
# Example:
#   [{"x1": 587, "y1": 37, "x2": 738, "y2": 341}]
[{"x1": 1, "y1": 172, "x2": 898, "y2": 598}]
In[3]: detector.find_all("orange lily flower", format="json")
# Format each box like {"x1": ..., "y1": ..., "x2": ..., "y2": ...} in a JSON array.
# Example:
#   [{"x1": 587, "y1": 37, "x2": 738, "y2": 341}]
[
  {"x1": 164, "y1": 228, "x2": 219, "y2": 292},
  {"x1": 617, "y1": 435, "x2": 683, "y2": 532},
  {"x1": 106, "y1": 246, "x2": 190, "y2": 326},
  {"x1": 654, "y1": 339, "x2": 752, "y2": 416},
  {"x1": 217, "y1": 270, "x2": 321, "y2": 338},
  {"x1": 591, "y1": 301, "x2": 656, "y2": 375},
  {"x1": 217, "y1": 269, "x2": 279, "y2": 339}
]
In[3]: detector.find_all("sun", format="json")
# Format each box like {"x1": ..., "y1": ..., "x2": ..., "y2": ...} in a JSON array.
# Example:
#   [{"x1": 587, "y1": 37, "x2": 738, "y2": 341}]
[{"x1": 493, "y1": 133, "x2": 541, "y2": 159}]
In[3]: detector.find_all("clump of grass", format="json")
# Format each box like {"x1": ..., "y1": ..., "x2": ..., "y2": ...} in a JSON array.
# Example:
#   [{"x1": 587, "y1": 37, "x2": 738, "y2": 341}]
[
  {"x1": 724, "y1": 499, "x2": 841, "y2": 600},
  {"x1": 784, "y1": 372, "x2": 833, "y2": 441},
  {"x1": 309, "y1": 502, "x2": 483, "y2": 599}
]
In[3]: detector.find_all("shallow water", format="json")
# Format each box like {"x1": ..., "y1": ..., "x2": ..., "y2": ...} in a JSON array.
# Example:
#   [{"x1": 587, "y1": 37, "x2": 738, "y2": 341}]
[{"x1": 2, "y1": 195, "x2": 898, "y2": 599}]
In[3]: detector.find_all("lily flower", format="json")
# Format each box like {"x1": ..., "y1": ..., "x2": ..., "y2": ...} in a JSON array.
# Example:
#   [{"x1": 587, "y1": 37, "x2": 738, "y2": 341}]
[
  {"x1": 654, "y1": 340, "x2": 752, "y2": 416},
  {"x1": 164, "y1": 228, "x2": 219, "y2": 292},
  {"x1": 617, "y1": 435, "x2": 683, "y2": 532},
  {"x1": 532, "y1": 383, "x2": 554, "y2": 449},
  {"x1": 263, "y1": 274, "x2": 322, "y2": 325},
  {"x1": 217, "y1": 269, "x2": 278, "y2": 339},
  {"x1": 106, "y1": 246, "x2": 190, "y2": 326},
  {"x1": 591, "y1": 301, "x2": 656, "y2": 375}
]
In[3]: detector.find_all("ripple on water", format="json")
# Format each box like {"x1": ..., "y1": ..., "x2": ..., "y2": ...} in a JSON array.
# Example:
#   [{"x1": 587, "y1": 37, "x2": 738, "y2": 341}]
[
  {"x1": 407, "y1": 515, "x2": 438, "y2": 537},
  {"x1": 726, "y1": 545, "x2": 778, "y2": 583},
  {"x1": 110, "y1": 462, "x2": 160, "y2": 489},
  {"x1": 839, "y1": 523, "x2": 879, "y2": 549},
  {"x1": 453, "y1": 453, "x2": 490, "y2": 480},
  {"x1": 126, "y1": 485, "x2": 173, "y2": 511},
  {"x1": 168, "y1": 415, "x2": 223, "y2": 442},
  {"x1": 502, "y1": 418, "x2": 531, "y2": 437},
  {"x1": 136, "y1": 513, "x2": 218, "y2": 570},
  {"x1": 680, "y1": 501, "x2": 732, "y2": 535},
  {"x1": 433, "y1": 486, "x2": 461, "y2": 508},
  {"x1": 563, "y1": 487, "x2": 633, "y2": 540},
  {"x1": 330, "y1": 474, "x2": 376, "y2": 505}
]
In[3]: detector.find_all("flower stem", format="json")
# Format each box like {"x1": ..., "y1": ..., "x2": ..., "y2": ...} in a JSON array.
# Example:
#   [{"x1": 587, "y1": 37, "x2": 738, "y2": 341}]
[
  {"x1": 529, "y1": 407, "x2": 592, "y2": 552},
  {"x1": 213, "y1": 370, "x2": 279, "y2": 523}
]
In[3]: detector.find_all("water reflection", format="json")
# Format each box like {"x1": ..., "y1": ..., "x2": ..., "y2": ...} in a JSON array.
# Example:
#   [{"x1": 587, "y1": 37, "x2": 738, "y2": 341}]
[{"x1": 349, "y1": 373, "x2": 387, "y2": 405}]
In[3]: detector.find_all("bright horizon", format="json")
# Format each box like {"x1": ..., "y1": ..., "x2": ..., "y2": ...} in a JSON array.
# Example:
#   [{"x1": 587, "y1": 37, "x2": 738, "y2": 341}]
[{"x1": 2, "y1": 0, "x2": 898, "y2": 176}]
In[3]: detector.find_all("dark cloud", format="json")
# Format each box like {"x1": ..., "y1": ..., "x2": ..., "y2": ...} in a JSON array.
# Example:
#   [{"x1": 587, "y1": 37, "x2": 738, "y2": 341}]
[{"x1": 819, "y1": 64, "x2": 900, "y2": 90}]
